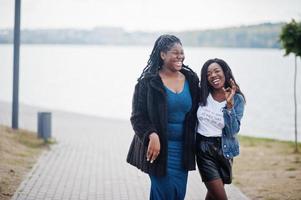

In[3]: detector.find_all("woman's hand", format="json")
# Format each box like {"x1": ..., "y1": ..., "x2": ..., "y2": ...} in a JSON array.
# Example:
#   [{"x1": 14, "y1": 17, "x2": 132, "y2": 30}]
[
  {"x1": 147, "y1": 132, "x2": 160, "y2": 163},
  {"x1": 223, "y1": 79, "x2": 237, "y2": 109}
]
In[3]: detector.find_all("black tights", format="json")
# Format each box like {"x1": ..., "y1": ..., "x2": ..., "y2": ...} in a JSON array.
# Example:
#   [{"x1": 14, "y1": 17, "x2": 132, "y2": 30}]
[{"x1": 204, "y1": 179, "x2": 227, "y2": 200}]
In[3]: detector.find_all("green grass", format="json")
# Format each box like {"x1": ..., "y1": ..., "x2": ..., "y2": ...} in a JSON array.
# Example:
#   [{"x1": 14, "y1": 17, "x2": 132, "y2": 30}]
[
  {"x1": 16, "y1": 134, "x2": 46, "y2": 148},
  {"x1": 4, "y1": 126, "x2": 56, "y2": 148},
  {"x1": 286, "y1": 167, "x2": 297, "y2": 171},
  {"x1": 238, "y1": 135, "x2": 301, "y2": 148}
]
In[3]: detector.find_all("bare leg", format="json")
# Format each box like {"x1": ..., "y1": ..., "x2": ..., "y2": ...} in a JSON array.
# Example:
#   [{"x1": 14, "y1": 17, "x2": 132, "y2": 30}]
[
  {"x1": 204, "y1": 179, "x2": 227, "y2": 200},
  {"x1": 205, "y1": 191, "x2": 215, "y2": 200}
]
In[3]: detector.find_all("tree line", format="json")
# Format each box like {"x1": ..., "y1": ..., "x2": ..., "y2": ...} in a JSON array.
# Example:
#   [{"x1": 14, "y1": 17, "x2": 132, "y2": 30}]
[{"x1": 0, "y1": 22, "x2": 283, "y2": 48}]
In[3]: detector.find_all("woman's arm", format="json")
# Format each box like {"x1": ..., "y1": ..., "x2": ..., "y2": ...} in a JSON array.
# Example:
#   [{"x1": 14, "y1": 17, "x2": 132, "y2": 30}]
[
  {"x1": 223, "y1": 94, "x2": 245, "y2": 136},
  {"x1": 130, "y1": 80, "x2": 158, "y2": 146}
]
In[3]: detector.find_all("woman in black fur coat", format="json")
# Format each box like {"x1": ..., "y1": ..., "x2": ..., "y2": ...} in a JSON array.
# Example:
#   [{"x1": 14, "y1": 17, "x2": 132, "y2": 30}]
[{"x1": 126, "y1": 34, "x2": 199, "y2": 200}]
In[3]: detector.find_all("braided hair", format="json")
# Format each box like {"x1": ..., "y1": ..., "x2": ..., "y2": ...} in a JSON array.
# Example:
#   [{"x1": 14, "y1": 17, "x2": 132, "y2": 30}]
[
  {"x1": 199, "y1": 58, "x2": 246, "y2": 106},
  {"x1": 138, "y1": 34, "x2": 194, "y2": 81}
]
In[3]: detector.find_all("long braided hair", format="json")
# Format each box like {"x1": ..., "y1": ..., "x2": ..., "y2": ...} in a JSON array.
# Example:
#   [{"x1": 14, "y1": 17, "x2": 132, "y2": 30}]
[
  {"x1": 138, "y1": 34, "x2": 194, "y2": 81},
  {"x1": 199, "y1": 58, "x2": 246, "y2": 106}
]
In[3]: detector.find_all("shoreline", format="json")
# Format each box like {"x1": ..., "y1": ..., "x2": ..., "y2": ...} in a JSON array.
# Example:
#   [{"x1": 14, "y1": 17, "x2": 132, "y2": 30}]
[{"x1": 0, "y1": 100, "x2": 299, "y2": 143}]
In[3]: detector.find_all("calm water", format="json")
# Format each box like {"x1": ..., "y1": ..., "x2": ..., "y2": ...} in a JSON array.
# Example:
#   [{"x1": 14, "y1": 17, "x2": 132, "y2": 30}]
[{"x1": 1, "y1": 44, "x2": 300, "y2": 141}]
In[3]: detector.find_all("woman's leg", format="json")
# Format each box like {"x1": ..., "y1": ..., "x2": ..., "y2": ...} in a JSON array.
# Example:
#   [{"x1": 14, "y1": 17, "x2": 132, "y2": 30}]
[
  {"x1": 205, "y1": 191, "x2": 215, "y2": 200},
  {"x1": 204, "y1": 179, "x2": 227, "y2": 200}
]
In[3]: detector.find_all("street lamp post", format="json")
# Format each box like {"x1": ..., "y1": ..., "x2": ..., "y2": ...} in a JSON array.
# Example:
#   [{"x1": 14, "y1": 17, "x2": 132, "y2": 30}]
[{"x1": 12, "y1": 0, "x2": 21, "y2": 129}]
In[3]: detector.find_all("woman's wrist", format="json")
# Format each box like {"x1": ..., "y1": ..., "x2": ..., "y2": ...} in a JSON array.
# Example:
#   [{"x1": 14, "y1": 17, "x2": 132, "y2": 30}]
[
  {"x1": 226, "y1": 101, "x2": 234, "y2": 110},
  {"x1": 149, "y1": 132, "x2": 159, "y2": 139}
]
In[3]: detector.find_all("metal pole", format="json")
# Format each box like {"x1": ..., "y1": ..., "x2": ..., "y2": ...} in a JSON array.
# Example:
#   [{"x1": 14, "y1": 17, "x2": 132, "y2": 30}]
[
  {"x1": 294, "y1": 55, "x2": 298, "y2": 152},
  {"x1": 12, "y1": 0, "x2": 21, "y2": 129}
]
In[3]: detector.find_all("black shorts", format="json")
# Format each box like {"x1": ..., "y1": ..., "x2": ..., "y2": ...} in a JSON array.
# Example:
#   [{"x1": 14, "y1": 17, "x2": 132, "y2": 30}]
[{"x1": 196, "y1": 134, "x2": 233, "y2": 184}]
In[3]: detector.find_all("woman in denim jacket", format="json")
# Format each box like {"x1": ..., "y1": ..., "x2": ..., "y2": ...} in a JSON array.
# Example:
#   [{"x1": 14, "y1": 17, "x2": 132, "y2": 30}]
[{"x1": 196, "y1": 58, "x2": 245, "y2": 200}]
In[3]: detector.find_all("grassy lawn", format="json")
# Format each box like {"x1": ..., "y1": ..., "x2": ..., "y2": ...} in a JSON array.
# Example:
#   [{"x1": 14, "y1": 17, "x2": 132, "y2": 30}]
[
  {"x1": 0, "y1": 125, "x2": 49, "y2": 200},
  {"x1": 234, "y1": 135, "x2": 301, "y2": 200}
]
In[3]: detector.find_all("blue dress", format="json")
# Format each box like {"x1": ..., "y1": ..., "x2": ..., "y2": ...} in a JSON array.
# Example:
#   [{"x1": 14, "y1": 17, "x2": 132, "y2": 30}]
[{"x1": 149, "y1": 80, "x2": 192, "y2": 200}]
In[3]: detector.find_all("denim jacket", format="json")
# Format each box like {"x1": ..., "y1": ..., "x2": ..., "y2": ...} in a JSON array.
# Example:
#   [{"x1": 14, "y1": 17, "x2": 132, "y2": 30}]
[{"x1": 221, "y1": 93, "x2": 245, "y2": 159}]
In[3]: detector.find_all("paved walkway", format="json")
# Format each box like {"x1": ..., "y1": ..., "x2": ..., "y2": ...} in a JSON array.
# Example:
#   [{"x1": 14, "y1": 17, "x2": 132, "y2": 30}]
[{"x1": 0, "y1": 102, "x2": 249, "y2": 200}]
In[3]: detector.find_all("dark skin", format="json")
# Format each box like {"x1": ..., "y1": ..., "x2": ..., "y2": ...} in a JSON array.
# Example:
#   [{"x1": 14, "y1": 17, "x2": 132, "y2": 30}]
[
  {"x1": 205, "y1": 179, "x2": 228, "y2": 200},
  {"x1": 205, "y1": 63, "x2": 237, "y2": 200},
  {"x1": 146, "y1": 43, "x2": 185, "y2": 163},
  {"x1": 207, "y1": 63, "x2": 237, "y2": 109}
]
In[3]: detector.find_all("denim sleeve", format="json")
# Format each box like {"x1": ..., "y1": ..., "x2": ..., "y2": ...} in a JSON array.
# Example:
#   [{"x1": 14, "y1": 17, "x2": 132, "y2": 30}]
[{"x1": 222, "y1": 94, "x2": 245, "y2": 137}]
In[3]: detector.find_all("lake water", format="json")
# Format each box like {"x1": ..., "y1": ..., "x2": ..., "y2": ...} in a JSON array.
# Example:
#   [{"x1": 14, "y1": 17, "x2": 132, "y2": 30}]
[{"x1": 0, "y1": 44, "x2": 300, "y2": 141}]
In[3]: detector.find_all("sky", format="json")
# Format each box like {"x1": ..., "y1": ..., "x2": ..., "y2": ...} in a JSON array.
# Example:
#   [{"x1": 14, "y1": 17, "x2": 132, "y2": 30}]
[{"x1": 1, "y1": 0, "x2": 301, "y2": 31}]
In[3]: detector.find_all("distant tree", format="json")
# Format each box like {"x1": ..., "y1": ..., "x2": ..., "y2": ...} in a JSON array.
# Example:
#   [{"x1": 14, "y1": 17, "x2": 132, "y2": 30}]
[{"x1": 279, "y1": 19, "x2": 301, "y2": 152}]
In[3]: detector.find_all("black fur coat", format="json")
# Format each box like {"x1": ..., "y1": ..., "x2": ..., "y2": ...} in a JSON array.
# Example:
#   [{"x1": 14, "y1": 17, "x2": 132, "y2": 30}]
[{"x1": 126, "y1": 68, "x2": 199, "y2": 176}]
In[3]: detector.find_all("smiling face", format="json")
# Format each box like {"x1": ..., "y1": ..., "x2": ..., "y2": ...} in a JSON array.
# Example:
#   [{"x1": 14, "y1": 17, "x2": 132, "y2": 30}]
[
  {"x1": 160, "y1": 43, "x2": 184, "y2": 72},
  {"x1": 207, "y1": 62, "x2": 225, "y2": 90}
]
